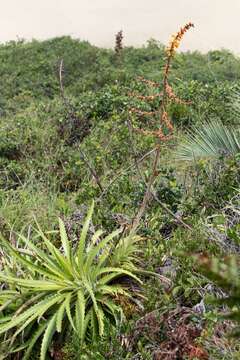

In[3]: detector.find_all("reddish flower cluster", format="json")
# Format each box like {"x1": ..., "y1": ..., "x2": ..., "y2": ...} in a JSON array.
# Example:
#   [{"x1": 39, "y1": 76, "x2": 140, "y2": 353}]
[
  {"x1": 136, "y1": 76, "x2": 159, "y2": 88},
  {"x1": 166, "y1": 22, "x2": 194, "y2": 57},
  {"x1": 115, "y1": 30, "x2": 124, "y2": 54},
  {"x1": 129, "y1": 92, "x2": 162, "y2": 101},
  {"x1": 162, "y1": 110, "x2": 174, "y2": 132},
  {"x1": 129, "y1": 108, "x2": 158, "y2": 117},
  {"x1": 166, "y1": 83, "x2": 191, "y2": 105},
  {"x1": 136, "y1": 127, "x2": 172, "y2": 141},
  {"x1": 128, "y1": 88, "x2": 175, "y2": 141},
  {"x1": 129, "y1": 23, "x2": 194, "y2": 143},
  {"x1": 164, "y1": 22, "x2": 194, "y2": 78}
]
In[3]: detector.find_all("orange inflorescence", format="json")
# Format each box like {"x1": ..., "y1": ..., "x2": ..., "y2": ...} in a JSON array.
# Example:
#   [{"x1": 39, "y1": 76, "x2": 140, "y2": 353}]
[
  {"x1": 162, "y1": 110, "x2": 174, "y2": 132},
  {"x1": 166, "y1": 83, "x2": 191, "y2": 105},
  {"x1": 129, "y1": 92, "x2": 163, "y2": 101},
  {"x1": 136, "y1": 126, "x2": 173, "y2": 141},
  {"x1": 154, "y1": 128, "x2": 173, "y2": 141},
  {"x1": 137, "y1": 76, "x2": 159, "y2": 88},
  {"x1": 129, "y1": 108, "x2": 159, "y2": 117},
  {"x1": 129, "y1": 22, "x2": 194, "y2": 143},
  {"x1": 166, "y1": 22, "x2": 194, "y2": 57}
]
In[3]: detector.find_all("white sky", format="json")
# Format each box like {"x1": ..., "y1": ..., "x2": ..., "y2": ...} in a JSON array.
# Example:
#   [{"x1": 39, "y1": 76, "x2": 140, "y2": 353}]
[{"x1": 1, "y1": 0, "x2": 240, "y2": 53}]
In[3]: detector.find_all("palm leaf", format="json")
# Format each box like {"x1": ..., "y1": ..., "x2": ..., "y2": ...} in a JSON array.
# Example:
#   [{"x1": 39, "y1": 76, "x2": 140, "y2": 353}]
[{"x1": 177, "y1": 120, "x2": 240, "y2": 161}]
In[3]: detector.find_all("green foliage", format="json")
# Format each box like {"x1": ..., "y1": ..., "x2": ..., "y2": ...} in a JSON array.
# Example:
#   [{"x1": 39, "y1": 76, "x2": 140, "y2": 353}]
[
  {"x1": 1, "y1": 35, "x2": 240, "y2": 358},
  {"x1": 197, "y1": 255, "x2": 240, "y2": 336},
  {"x1": 181, "y1": 155, "x2": 240, "y2": 215},
  {"x1": 155, "y1": 168, "x2": 183, "y2": 212},
  {"x1": 0, "y1": 202, "x2": 142, "y2": 359}
]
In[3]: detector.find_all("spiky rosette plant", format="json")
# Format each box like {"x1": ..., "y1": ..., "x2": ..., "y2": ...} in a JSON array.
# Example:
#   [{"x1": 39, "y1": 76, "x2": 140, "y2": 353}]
[{"x1": 0, "y1": 202, "x2": 142, "y2": 360}]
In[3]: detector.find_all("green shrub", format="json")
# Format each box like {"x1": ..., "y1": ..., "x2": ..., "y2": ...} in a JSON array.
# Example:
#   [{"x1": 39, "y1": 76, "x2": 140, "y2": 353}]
[
  {"x1": 197, "y1": 254, "x2": 240, "y2": 336},
  {"x1": 178, "y1": 155, "x2": 240, "y2": 216}
]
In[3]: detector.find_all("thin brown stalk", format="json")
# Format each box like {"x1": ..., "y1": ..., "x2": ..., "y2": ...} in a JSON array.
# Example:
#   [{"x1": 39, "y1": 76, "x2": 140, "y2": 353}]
[
  {"x1": 59, "y1": 59, "x2": 72, "y2": 111},
  {"x1": 97, "y1": 147, "x2": 157, "y2": 201},
  {"x1": 131, "y1": 147, "x2": 160, "y2": 233},
  {"x1": 130, "y1": 23, "x2": 194, "y2": 234},
  {"x1": 130, "y1": 58, "x2": 169, "y2": 233},
  {"x1": 127, "y1": 119, "x2": 191, "y2": 231},
  {"x1": 79, "y1": 149, "x2": 104, "y2": 193}
]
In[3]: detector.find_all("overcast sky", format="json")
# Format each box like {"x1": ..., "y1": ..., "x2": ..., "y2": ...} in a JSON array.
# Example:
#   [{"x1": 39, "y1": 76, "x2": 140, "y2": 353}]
[{"x1": 1, "y1": 0, "x2": 240, "y2": 53}]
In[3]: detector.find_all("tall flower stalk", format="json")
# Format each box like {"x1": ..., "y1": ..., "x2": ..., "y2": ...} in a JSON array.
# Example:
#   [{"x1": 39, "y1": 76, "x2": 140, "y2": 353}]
[{"x1": 130, "y1": 23, "x2": 194, "y2": 233}]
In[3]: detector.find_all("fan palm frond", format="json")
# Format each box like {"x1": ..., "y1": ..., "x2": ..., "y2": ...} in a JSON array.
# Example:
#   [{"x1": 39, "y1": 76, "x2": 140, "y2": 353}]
[{"x1": 176, "y1": 120, "x2": 240, "y2": 161}]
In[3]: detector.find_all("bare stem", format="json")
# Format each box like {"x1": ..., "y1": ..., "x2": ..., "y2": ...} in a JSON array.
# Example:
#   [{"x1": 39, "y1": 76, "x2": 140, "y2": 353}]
[
  {"x1": 130, "y1": 146, "x2": 161, "y2": 234},
  {"x1": 128, "y1": 118, "x2": 191, "y2": 232},
  {"x1": 130, "y1": 43, "x2": 191, "y2": 233}
]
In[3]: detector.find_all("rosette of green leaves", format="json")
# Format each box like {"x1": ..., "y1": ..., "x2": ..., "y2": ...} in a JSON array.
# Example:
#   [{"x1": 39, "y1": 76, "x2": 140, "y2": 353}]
[{"x1": 0, "y1": 202, "x2": 142, "y2": 359}]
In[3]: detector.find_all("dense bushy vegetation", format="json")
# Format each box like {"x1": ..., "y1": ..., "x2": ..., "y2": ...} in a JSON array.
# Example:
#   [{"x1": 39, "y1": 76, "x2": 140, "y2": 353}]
[{"x1": 1, "y1": 32, "x2": 240, "y2": 359}]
